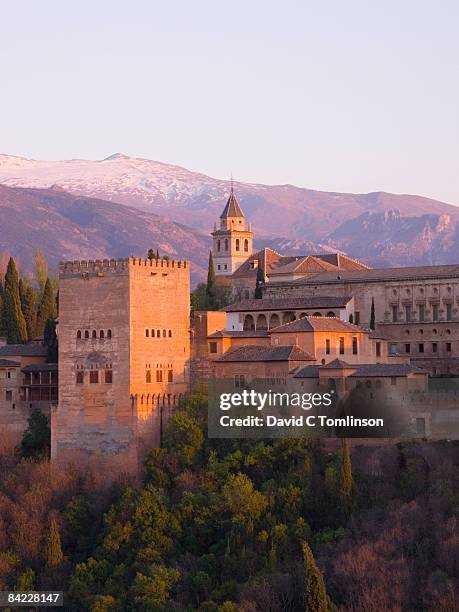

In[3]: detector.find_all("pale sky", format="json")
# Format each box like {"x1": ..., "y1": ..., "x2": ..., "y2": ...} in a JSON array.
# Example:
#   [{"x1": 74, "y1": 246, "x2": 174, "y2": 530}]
[{"x1": 1, "y1": 0, "x2": 459, "y2": 204}]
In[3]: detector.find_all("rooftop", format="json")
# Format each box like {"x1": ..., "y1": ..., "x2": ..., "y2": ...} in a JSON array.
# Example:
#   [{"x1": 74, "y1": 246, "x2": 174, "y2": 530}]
[
  {"x1": 270, "y1": 316, "x2": 362, "y2": 334},
  {"x1": 224, "y1": 296, "x2": 352, "y2": 312},
  {"x1": 216, "y1": 344, "x2": 315, "y2": 363},
  {"x1": 220, "y1": 190, "x2": 244, "y2": 219},
  {"x1": 208, "y1": 330, "x2": 270, "y2": 338},
  {"x1": 0, "y1": 343, "x2": 47, "y2": 357},
  {"x1": 0, "y1": 358, "x2": 20, "y2": 367},
  {"x1": 22, "y1": 363, "x2": 58, "y2": 373},
  {"x1": 294, "y1": 362, "x2": 427, "y2": 379}
]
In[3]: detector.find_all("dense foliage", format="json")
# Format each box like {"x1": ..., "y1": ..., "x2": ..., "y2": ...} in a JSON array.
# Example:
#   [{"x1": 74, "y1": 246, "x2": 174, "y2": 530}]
[
  {"x1": 0, "y1": 393, "x2": 457, "y2": 611},
  {"x1": 0, "y1": 251, "x2": 58, "y2": 352}
]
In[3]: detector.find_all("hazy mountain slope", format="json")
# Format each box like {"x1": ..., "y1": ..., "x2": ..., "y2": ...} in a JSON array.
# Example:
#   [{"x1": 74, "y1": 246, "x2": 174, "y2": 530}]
[
  {"x1": 0, "y1": 184, "x2": 209, "y2": 284},
  {"x1": 1, "y1": 153, "x2": 459, "y2": 243}
]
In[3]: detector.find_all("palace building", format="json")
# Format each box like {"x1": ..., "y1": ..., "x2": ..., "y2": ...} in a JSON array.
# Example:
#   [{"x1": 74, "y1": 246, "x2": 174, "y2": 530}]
[
  {"x1": 211, "y1": 190, "x2": 459, "y2": 375},
  {"x1": 53, "y1": 256, "x2": 190, "y2": 463}
]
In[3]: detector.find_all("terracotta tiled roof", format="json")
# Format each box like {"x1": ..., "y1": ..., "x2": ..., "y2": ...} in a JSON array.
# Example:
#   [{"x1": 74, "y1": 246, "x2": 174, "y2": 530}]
[
  {"x1": 294, "y1": 362, "x2": 427, "y2": 378},
  {"x1": 231, "y1": 248, "x2": 287, "y2": 279},
  {"x1": 0, "y1": 358, "x2": 20, "y2": 367},
  {"x1": 224, "y1": 296, "x2": 352, "y2": 312},
  {"x1": 216, "y1": 344, "x2": 315, "y2": 362},
  {"x1": 0, "y1": 343, "x2": 47, "y2": 357},
  {"x1": 320, "y1": 358, "x2": 353, "y2": 369},
  {"x1": 220, "y1": 191, "x2": 244, "y2": 218},
  {"x1": 275, "y1": 264, "x2": 459, "y2": 286},
  {"x1": 208, "y1": 330, "x2": 270, "y2": 338},
  {"x1": 270, "y1": 317, "x2": 362, "y2": 334},
  {"x1": 22, "y1": 363, "x2": 58, "y2": 372}
]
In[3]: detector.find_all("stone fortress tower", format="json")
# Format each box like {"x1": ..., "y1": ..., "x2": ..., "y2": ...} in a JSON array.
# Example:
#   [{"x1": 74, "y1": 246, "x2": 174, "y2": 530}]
[
  {"x1": 53, "y1": 257, "x2": 190, "y2": 464},
  {"x1": 211, "y1": 186, "x2": 253, "y2": 276}
]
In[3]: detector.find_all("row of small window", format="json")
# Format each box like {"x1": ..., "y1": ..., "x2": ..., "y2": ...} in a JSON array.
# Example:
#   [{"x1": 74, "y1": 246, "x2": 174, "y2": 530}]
[
  {"x1": 216, "y1": 238, "x2": 249, "y2": 253},
  {"x1": 146, "y1": 369, "x2": 173, "y2": 383},
  {"x1": 145, "y1": 329, "x2": 172, "y2": 338},
  {"x1": 77, "y1": 329, "x2": 112, "y2": 339},
  {"x1": 325, "y1": 337, "x2": 359, "y2": 355},
  {"x1": 392, "y1": 303, "x2": 452, "y2": 323},
  {"x1": 395, "y1": 342, "x2": 452, "y2": 354},
  {"x1": 76, "y1": 370, "x2": 112, "y2": 384}
]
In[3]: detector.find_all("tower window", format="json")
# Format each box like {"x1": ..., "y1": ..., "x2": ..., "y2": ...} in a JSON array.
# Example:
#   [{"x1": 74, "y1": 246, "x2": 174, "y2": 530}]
[
  {"x1": 168, "y1": 330, "x2": 172, "y2": 337},
  {"x1": 92, "y1": 330, "x2": 97, "y2": 339},
  {"x1": 107, "y1": 329, "x2": 112, "y2": 338},
  {"x1": 77, "y1": 330, "x2": 82, "y2": 339},
  {"x1": 244, "y1": 239, "x2": 249, "y2": 252},
  {"x1": 146, "y1": 370, "x2": 151, "y2": 383},
  {"x1": 217, "y1": 240, "x2": 221, "y2": 252},
  {"x1": 146, "y1": 329, "x2": 149, "y2": 337},
  {"x1": 339, "y1": 337, "x2": 345, "y2": 354},
  {"x1": 85, "y1": 330, "x2": 89, "y2": 339},
  {"x1": 156, "y1": 370, "x2": 163, "y2": 382},
  {"x1": 168, "y1": 370, "x2": 173, "y2": 382},
  {"x1": 352, "y1": 337, "x2": 358, "y2": 355},
  {"x1": 89, "y1": 371, "x2": 99, "y2": 384},
  {"x1": 76, "y1": 371, "x2": 84, "y2": 384},
  {"x1": 225, "y1": 238, "x2": 228, "y2": 251},
  {"x1": 235, "y1": 238, "x2": 240, "y2": 251},
  {"x1": 105, "y1": 370, "x2": 113, "y2": 384},
  {"x1": 163, "y1": 329, "x2": 167, "y2": 337},
  {"x1": 100, "y1": 330, "x2": 104, "y2": 339},
  {"x1": 325, "y1": 339, "x2": 330, "y2": 355}
]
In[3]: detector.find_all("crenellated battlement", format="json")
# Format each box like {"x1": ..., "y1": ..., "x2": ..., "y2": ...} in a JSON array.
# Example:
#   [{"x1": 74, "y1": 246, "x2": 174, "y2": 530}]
[{"x1": 59, "y1": 257, "x2": 189, "y2": 277}]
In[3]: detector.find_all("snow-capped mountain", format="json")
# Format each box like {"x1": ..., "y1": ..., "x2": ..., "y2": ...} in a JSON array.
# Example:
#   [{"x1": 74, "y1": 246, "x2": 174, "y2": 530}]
[{"x1": 1, "y1": 152, "x2": 459, "y2": 269}]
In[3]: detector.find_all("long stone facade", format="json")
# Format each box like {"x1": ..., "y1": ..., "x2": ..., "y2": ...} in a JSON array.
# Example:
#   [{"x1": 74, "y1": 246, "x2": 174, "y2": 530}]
[{"x1": 53, "y1": 257, "x2": 190, "y2": 464}]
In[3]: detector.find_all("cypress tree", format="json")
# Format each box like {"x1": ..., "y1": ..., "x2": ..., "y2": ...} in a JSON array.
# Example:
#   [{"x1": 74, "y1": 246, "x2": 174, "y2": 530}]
[
  {"x1": 36, "y1": 278, "x2": 55, "y2": 336},
  {"x1": 340, "y1": 438, "x2": 353, "y2": 512},
  {"x1": 370, "y1": 297, "x2": 375, "y2": 330},
  {"x1": 255, "y1": 264, "x2": 264, "y2": 299},
  {"x1": 206, "y1": 251, "x2": 216, "y2": 309},
  {"x1": 156, "y1": 249, "x2": 160, "y2": 260},
  {"x1": 44, "y1": 318, "x2": 58, "y2": 363},
  {"x1": 46, "y1": 518, "x2": 63, "y2": 567},
  {"x1": 20, "y1": 281, "x2": 37, "y2": 341},
  {"x1": 3, "y1": 258, "x2": 27, "y2": 343},
  {"x1": 16, "y1": 567, "x2": 35, "y2": 591},
  {"x1": 2, "y1": 290, "x2": 22, "y2": 344},
  {"x1": 302, "y1": 541, "x2": 330, "y2": 612}
]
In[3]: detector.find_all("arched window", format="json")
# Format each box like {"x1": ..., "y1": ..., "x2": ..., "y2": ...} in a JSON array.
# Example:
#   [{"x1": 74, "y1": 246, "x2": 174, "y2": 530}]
[
  {"x1": 300, "y1": 312, "x2": 308, "y2": 319},
  {"x1": 157, "y1": 330, "x2": 161, "y2": 337},
  {"x1": 225, "y1": 238, "x2": 228, "y2": 251},
  {"x1": 217, "y1": 240, "x2": 221, "y2": 252},
  {"x1": 168, "y1": 370, "x2": 173, "y2": 382},
  {"x1": 256, "y1": 314, "x2": 268, "y2": 330},
  {"x1": 77, "y1": 330, "x2": 82, "y2": 339},
  {"x1": 244, "y1": 239, "x2": 249, "y2": 252},
  {"x1": 107, "y1": 329, "x2": 112, "y2": 338},
  {"x1": 84, "y1": 330, "x2": 89, "y2": 339},
  {"x1": 146, "y1": 370, "x2": 151, "y2": 383},
  {"x1": 163, "y1": 329, "x2": 167, "y2": 337},
  {"x1": 146, "y1": 329, "x2": 149, "y2": 337},
  {"x1": 235, "y1": 238, "x2": 240, "y2": 251},
  {"x1": 100, "y1": 330, "x2": 104, "y2": 338},
  {"x1": 243, "y1": 314, "x2": 255, "y2": 331},
  {"x1": 313, "y1": 312, "x2": 322, "y2": 317},
  {"x1": 282, "y1": 312, "x2": 296, "y2": 324},
  {"x1": 326, "y1": 311, "x2": 336, "y2": 318},
  {"x1": 92, "y1": 330, "x2": 97, "y2": 339},
  {"x1": 270, "y1": 313, "x2": 280, "y2": 328},
  {"x1": 168, "y1": 330, "x2": 172, "y2": 337},
  {"x1": 151, "y1": 329, "x2": 154, "y2": 337}
]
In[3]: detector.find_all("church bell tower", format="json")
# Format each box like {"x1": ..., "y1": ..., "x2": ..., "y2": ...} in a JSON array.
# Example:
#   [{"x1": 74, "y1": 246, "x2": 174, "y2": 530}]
[{"x1": 211, "y1": 186, "x2": 253, "y2": 276}]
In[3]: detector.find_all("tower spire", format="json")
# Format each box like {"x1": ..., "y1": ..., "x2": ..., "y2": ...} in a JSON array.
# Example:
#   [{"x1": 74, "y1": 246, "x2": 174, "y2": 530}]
[{"x1": 230, "y1": 172, "x2": 234, "y2": 195}]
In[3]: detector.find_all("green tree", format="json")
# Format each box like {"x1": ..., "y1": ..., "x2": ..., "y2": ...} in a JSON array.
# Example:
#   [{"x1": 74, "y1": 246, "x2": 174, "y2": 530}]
[
  {"x1": 163, "y1": 412, "x2": 204, "y2": 467},
  {"x1": 16, "y1": 567, "x2": 35, "y2": 591},
  {"x1": 44, "y1": 318, "x2": 58, "y2": 362},
  {"x1": 206, "y1": 251, "x2": 216, "y2": 309},
  {"x1": 147, "y1": 248, "x2": 155, "y2": 260},
  {"x1": 370, "y1": 297, "x2": 375, "y2": 330},
  {"x1": 3, "y1": 257, "x2": 27, "y2": 343},
  {"x1": 255, "y1": 263, "x2": 264, "y2": 299},
  {"x1": 302, "y1": 541, "x2": 330, "y2": 612},
  {"x1": 222, "y1": 473, "x2": 267, "y2": 535},
  {"x1": 20, "y1": 281, "x2": 37, "y2": 341},
  {"x1": 340, "y1": 439, "x2": 353, "y2": 511},
  {"x1": 36, "y1": 277, "x2": 55, "y2": 336},
  {"x1": 46, "y1": 518, "x2": 64, "y2": 567},
  {"x1": 132, "y1": 565, "x2": 180, "y2": 608},
  {"x1": 20, "y1": 408, "x2": 50, "y2": 459},
  {"x1": 89, "y1": 595, "x2": 116, "y2": 612},
  {"x1": 34, "y1": 249, "x2": 49, "y2": 292}
]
